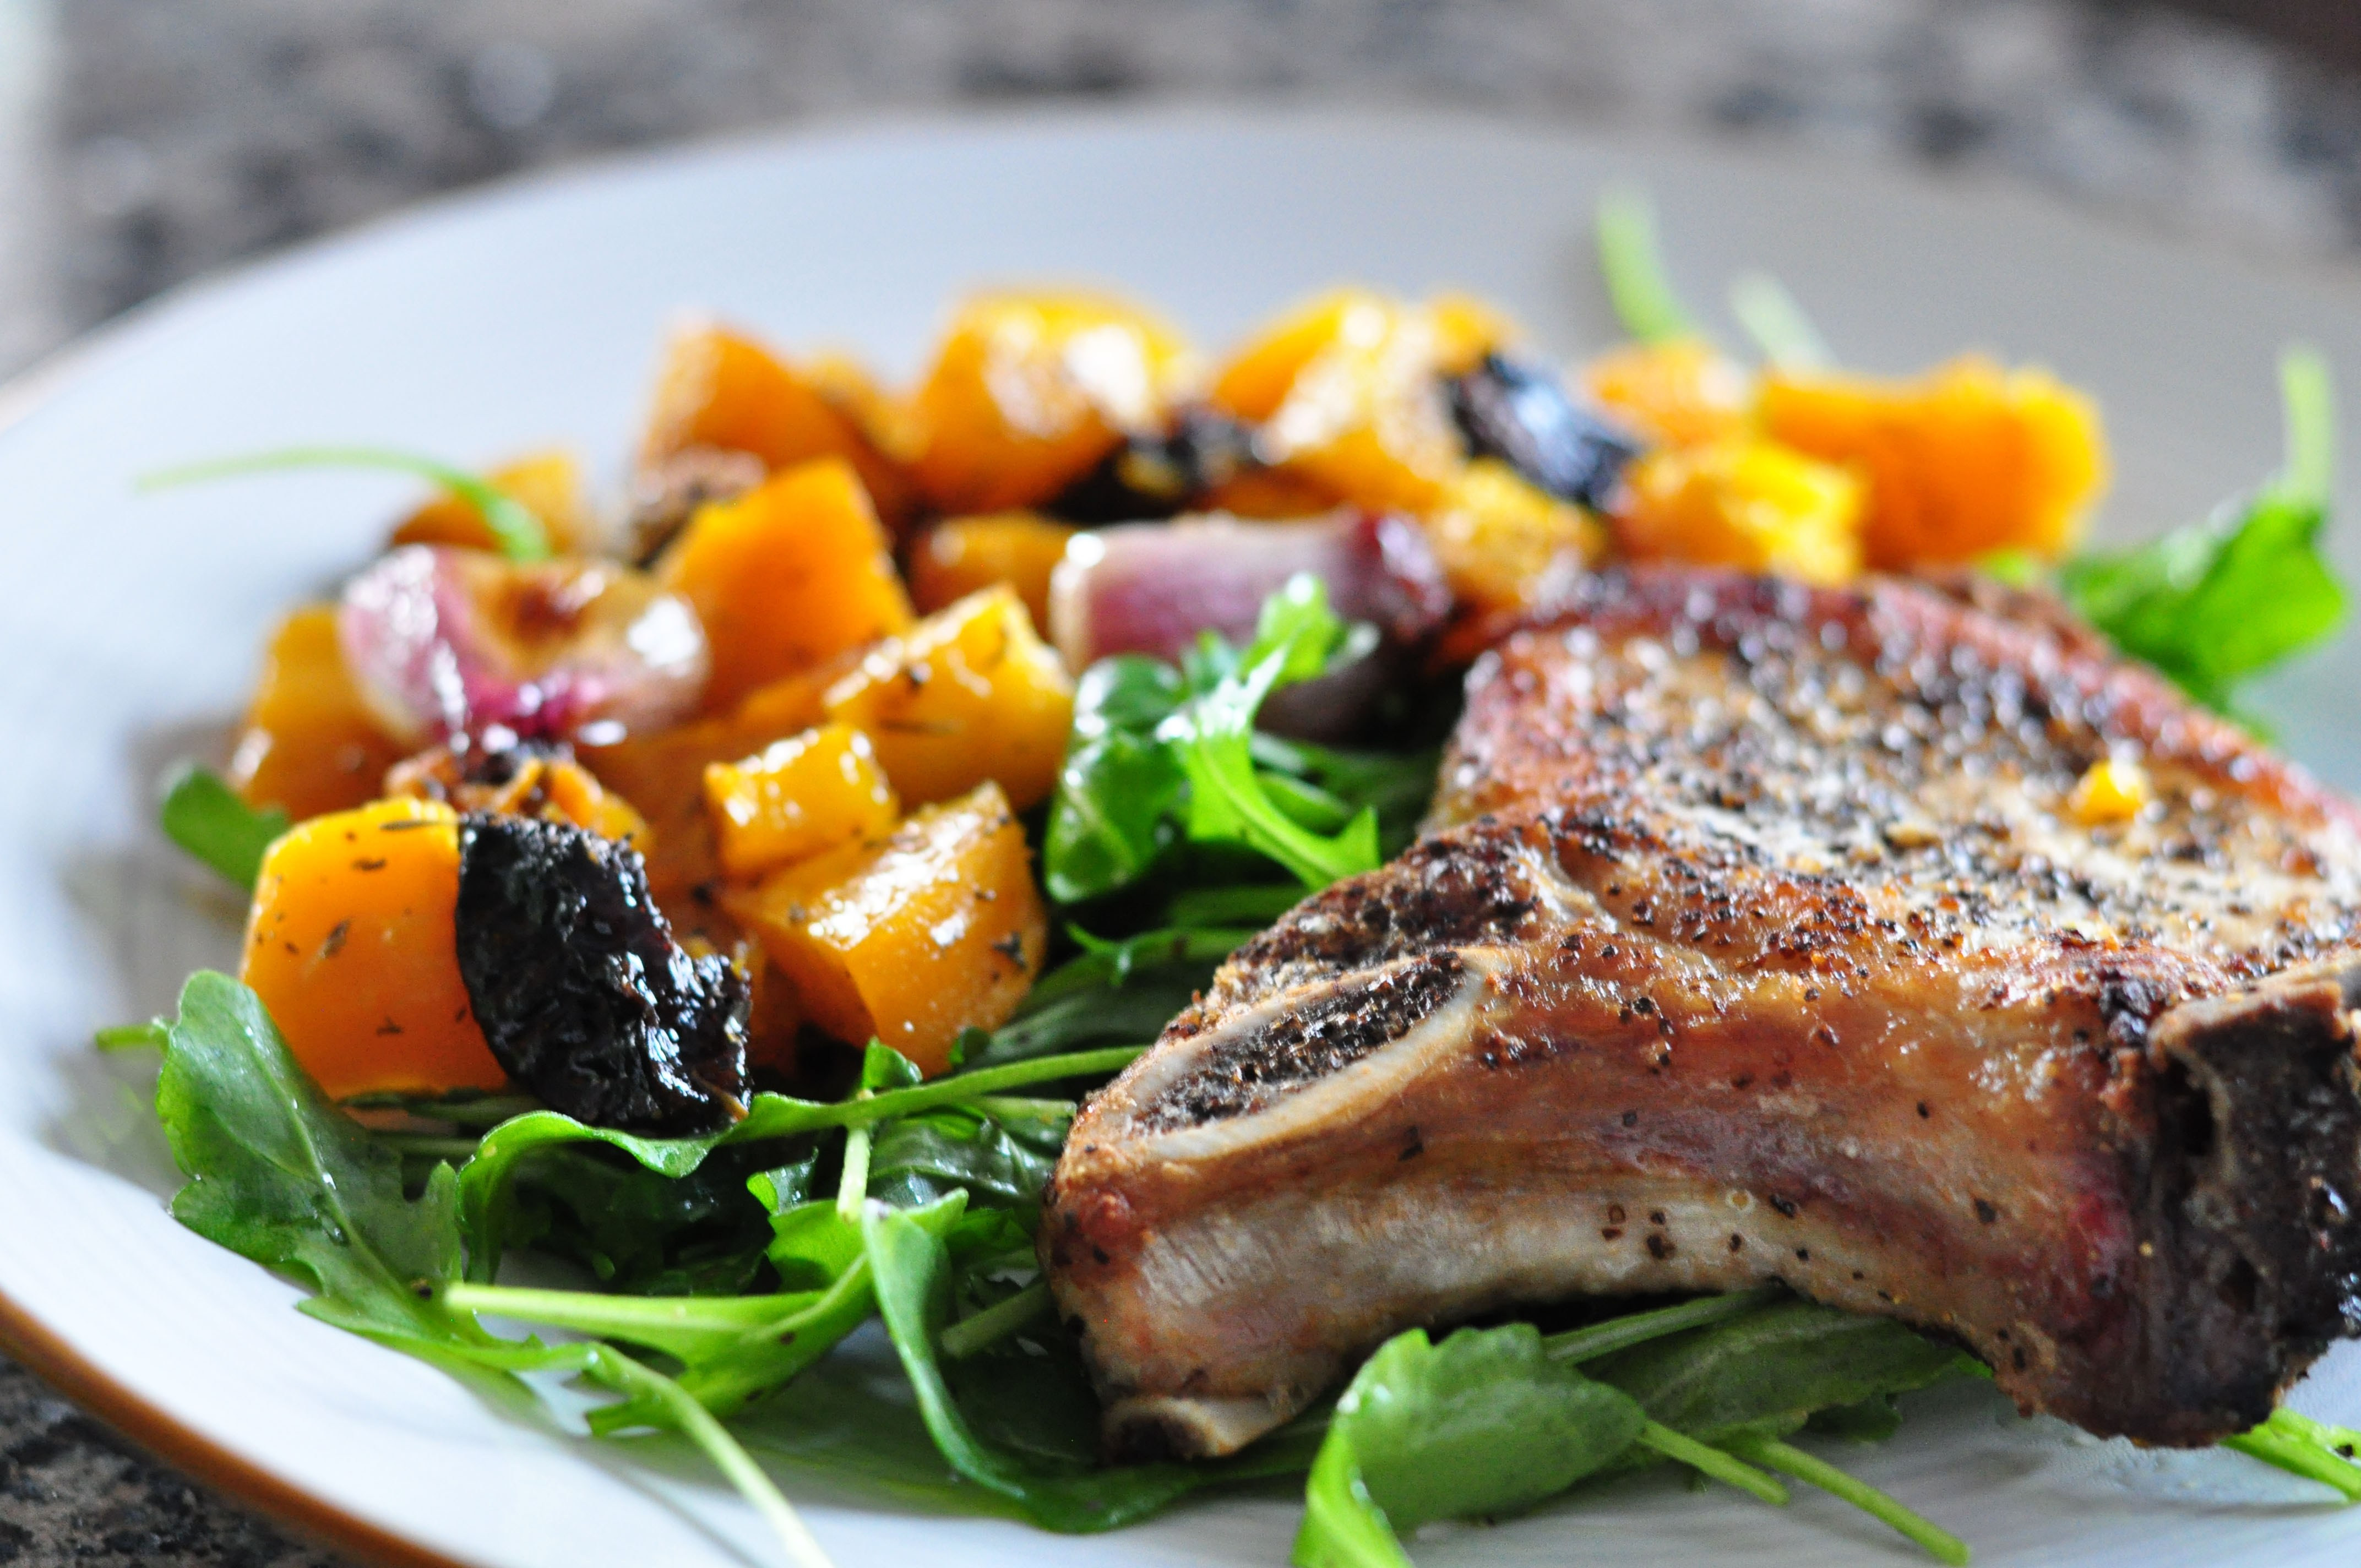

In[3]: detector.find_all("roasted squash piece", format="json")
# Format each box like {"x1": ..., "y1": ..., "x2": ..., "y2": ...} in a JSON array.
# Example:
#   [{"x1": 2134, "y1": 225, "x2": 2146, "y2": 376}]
[
  {"x1": 1582, "y1": 339, "x2": 1754, "y2": 449},
  {"x1": 655, "y1": 459, "x2": 913, "y2": 712},
  {"x1": 820, "y1": 586, "x2": 1074, "y2": 812},
  {"x1": 704, "y1": 723, "x2": 900, "y2": 881},
  {"x1": 1613, "y1": 437, "x2": 1864, "y2": 586},
  {"x1": 1759, "y1": 356, "x2": 2109, "y2": 568},
  {"x1": 911, "y1": 293, "x2": 1195, "y2": 514},
  {"x1": 240, "y1": 797, "x2": 507, "y2": 1098},
  {"x1": 1422, "y1": 458, "x2": 1603, "y2": 615},
  {"x1": 385, "y1": 747, "x2": 650, "y2": 845},
  {"x1": 227, "y1": 606, "x2": 409, "y2": 822},
  {"x1": 724, "y1": 782, "x2": 1046, "y2": 1077},
  {"x1": 908, "y1": 511, "x2": 1078, "y2": 629},
  {"x1": 1209, "y1": 288, "x2": 1469, "y2": 514},
  {"x1": 389, "y1": 450, "x2": 594, "y2": 557},
  {"x1": 642, "y1": 323, "x2": 917, "y2": 531}
]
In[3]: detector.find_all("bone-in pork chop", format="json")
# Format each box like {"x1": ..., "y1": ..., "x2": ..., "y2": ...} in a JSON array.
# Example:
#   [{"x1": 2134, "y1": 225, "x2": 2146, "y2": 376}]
[{"x1": 1041, "y1": 567, "x2": 2361, "y2": 1460}]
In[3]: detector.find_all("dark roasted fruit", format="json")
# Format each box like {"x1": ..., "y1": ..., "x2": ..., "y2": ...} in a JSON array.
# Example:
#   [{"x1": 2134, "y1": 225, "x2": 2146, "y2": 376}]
[
  {"x1": 629, "y1": 445, "x2": 769, "y2": 567},
  {"x1": 455, "y1": 813, "x2": 749, "y2": 1133},
  {"x1": 1048, "y1": 406, "x2": 1256, "y2": 524},
  {"x1": 1447, "y1": 352, "x2": 1638, "y2": 509}
]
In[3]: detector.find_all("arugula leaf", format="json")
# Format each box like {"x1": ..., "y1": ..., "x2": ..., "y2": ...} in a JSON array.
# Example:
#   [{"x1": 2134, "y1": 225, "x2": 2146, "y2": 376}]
[
  {"x1": 1596, "y1": 187, "x2": 1699, "y2": 346},
  {"x1": 1292, "y1": 1324, "x2": 1647, "y2": 1568},
  {"x1": 142, "y1": 445, "x2": 552, "y2": 562},
  {"x1": 2224, "y1": 1406, "x2": 2361, "y2": 1501},
  {"x1": 159, "y1": 765, "x2": 289, "y2": 890},
  {"x1": 1043, "y1": 657, "x2": 1189, "y2": 903},
  {"x1": 2061, "y1": 347, "x2": 2342, "y2": 712}
]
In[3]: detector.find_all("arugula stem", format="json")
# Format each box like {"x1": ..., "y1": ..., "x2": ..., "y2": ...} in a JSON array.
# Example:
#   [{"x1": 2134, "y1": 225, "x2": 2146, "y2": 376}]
[
  {"x1": 140, "y1": 445, "x2": 552, "y2": 562},
  {"x1": 582, "y1": 1346, "x2": 837, "y2": 1568},
  {"x1": 939, "y1": 1282, "x2": 1051, "y2": 1360},
  {"x1": 442, "y1": 1281, "x2": 823, "y2": 1340},
  {"x1": 1543, "y1": 1287, "x2": 1783, "y2": 1363},
  {"x1": 1596, "y1": 187, "x2": 1698, "y2": 345},
  {"x1": 1726, "y1": 1435, "x2": 1968, "y2": 1565},
  {"x1": 1728, "y1": 273, "x2": 1832, "y2": 371},
  {"x1": 900, "y1": 1045, "x2": 1145, "y2": 1106},
  {"x1": 94, "y1": 1021, "x2": 168, "y2": 1052},
  {"x1": 1639, "y1": 1422, "x2": 1789, "y2": 1505},
  {"x1": 2224, "y1": 1408, "x2": 2361, "y2": 1501},
  {"x1": 835, "y1": 1124, "x2": 873, "y2": 1223},
  {"x1": 961, "y1": 1095, "x2": 1076, "y2": 1124},
  {"x1": 2280, "y1": 345, "x2": 2336, "y2": 507}
]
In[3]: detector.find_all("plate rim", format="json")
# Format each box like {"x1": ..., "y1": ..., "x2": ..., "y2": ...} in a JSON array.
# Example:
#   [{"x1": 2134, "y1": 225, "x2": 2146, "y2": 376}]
[{"x1": 8, "y1": 97, "x2": 2361, "y2": 1568}]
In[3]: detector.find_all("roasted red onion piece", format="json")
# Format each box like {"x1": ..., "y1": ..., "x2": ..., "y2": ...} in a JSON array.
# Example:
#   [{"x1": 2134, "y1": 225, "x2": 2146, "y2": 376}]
[
  {"x1": 339, "y1": 545, "x2": 708, "y2": 745},
  {"x1": 1048, "y1": 511, "x2": 1448, "y2": 671}
]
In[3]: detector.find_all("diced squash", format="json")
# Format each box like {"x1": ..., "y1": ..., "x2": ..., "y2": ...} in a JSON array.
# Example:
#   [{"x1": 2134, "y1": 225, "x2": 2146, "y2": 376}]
[
  {"x1": 1427, "y1": 292, "x2": 1520, "y2": 377},
  {"x1": 2069, "y1": 758, "x2": 2151, "y2": 826},
  {"x1": 1759, "y1": 357, "x2": 2109, "y2": 568},
  {"x1": 911, "y1": 293, "x2": 1196, "y2": 514},
  {"x1": 227, "y1": 606, "x2": 408, "y2": 822},
  {"x1": 390, "y1": 450, "x2": 593, "y2": 556},
  {"x1": 1422, "y1": 458, "x2": 1604, "y2": 615},
  {"x1": 581, "y1": 663, "x2": 840, "y2": 945},
  {"x1": 385, "y1": 747, "x2": 649, "y2": 845},
  {"x1": 1613, "y1": 437, "x2": 1864, "y2": 585},
  {"x1": 805, "y1": 351, "x2": 928, "y2": 468},
  {"x1": 909, "y1": 512, "x2": 1078, "y2": 629},
  {"x1": 655, "y1": 459, "x2": 913, "y2": 712},
  {"x1": 1582, "y1": 339, "x2": 1754, "y2": 449},
  {"x1": 724, "y1": 782, "x2": 1046, "y2": 1077},
  {"x1": 642, "y1": 324, "x2": 917, "y2": 530},
  {"x1": 1209, "y1": 288, "x2": 1465, "y2": 514},
  {"x1": 704, "y1": 723, "x2": 900, "y2": 881},
  {"x1": 239, "y1": 797, "x2": 507, "y2": 1098},
  {"x1": 1198, "y1": 466, "x2": 1345, "y2": 520},
  {"x1": 820, "y1": 586, "x2": 1075, "y2": 812}
]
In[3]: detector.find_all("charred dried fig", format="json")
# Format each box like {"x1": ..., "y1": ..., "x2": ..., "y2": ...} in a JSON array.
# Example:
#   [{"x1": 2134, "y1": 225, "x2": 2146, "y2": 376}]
[
  {"x1": 455, "y1": 813, "x2": 749, "y2": 1133},
  {"x1": 1447, "y1": 352, "x2": 1637, "y2": 509}
]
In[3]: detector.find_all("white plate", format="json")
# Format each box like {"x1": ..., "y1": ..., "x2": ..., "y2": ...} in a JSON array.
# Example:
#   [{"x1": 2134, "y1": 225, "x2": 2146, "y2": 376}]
[{"x1": 4, "y1": 106, "x2": 2361, "y2": 1568}]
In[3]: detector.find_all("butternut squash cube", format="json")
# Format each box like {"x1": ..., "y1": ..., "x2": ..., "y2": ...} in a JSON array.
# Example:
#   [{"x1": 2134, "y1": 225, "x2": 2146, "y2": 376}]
[
  {"x1": 704, "y1": 723, "x2": 900, "y2": 881},
  {"x1": 909, "y1": 512, "x2": 1078, "y2": 629},
  {"x1": 725, "y1": 782, "x2": 1046, "y2": 1077},
  {"x1": 820, "y1": 586, "x2": 1074, "y2": 812},
  {"x1": 643, "y1": 324, "x2": 917, "y2": 530},
  {"x1": 389, "y1": 450, "x2": 592, "y2": 557},
  {"x1": 1760, "y1": 356, "x2": 2109, "y2": 568},
  {"x1": 227, "y1": 606, "x2": 408, "y2": 822},
  {"x1": 656, "y1": 458, "x2": 913, "y2": 712},
  {"x1": 1582, "y1": 339, "x2": 1754, "y2": 449},
  {"x1": 1209, "y1": 288, "x2": 1465, "y2": 514},
  {"x1": 1614, "y1": 437, "x2": 1864, "y2": 586},
  {"x1": 240, "y1": 797, "x2": 507, "y2": 1098},
  {"x1": 911, "y1": 293, "x2": 1196, "y2": 514},
  {"x1": 1422, "y1": 458, "x2": 1604, "y2": 615}
]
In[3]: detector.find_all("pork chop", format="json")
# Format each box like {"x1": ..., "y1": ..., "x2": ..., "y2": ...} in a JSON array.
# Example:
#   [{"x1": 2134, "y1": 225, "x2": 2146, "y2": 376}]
[{"x1": 1040, "y1": 567, "x2": 2361, "y2": 1460}]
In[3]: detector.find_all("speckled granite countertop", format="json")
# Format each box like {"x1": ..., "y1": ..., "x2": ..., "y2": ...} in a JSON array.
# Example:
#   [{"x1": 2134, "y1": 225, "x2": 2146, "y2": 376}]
[{"x1": 4, "y1": 1, "x2": 2361, "y2": 1564}]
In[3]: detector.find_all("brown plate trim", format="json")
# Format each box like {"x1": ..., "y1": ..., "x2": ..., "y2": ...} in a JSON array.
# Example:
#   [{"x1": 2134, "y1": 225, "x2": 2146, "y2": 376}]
[{"x1": 0, "y1": 1284, "x2": 471, "y2": 1568}]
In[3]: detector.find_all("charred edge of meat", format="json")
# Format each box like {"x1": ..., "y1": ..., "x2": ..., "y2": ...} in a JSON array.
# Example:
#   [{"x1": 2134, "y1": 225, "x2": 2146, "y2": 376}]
[
  {"x1": 1136, "y1": 952, "x2": 1468, "y2": 1132},
  {"x1": 628, "y1": 446, "x2": 768, "y2": 567},
  {"x1": 2123, "y1": 965, "x2": 2361, "y2": 1443},
  {"x1": 1446, "y1": 352, "x2": 1638, "y2": 510},
  {"x1": 1047, "y1": 406, "x2": 1255, "y2": 525},
  {"x1": 455, "y1": 812, "x2": 750, "y2": 1134}
]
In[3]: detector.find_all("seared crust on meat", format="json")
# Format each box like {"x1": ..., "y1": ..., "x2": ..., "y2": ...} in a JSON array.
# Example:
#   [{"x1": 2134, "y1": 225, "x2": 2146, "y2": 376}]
[{"x1": 1042, "y1": 567, "x2": 2361, "y2": 1458}]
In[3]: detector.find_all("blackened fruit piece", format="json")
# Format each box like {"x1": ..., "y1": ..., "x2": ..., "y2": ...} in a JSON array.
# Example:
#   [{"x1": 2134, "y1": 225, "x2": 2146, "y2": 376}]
[
  {"x1": 456, "y1": 813, "x2": 749, "y2": 1134},
  {"x1": 1446, "y1": 352, "x2": 1638, "y2": 509},
  {"x1": 1049, "y1": 406, "x2": 1256, "y2": 524}
]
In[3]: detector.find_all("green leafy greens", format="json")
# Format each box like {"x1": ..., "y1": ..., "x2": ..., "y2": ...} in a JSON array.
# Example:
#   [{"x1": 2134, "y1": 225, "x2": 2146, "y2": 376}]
[
  {"x1": 1596, "y1": 186, "x2": 1700, "y2": 346},
  {"x1": 2061, "y1": 347, "x2": 2344, "y2": 714},
  {"x1": 159, "y1": 764, "x2": 288, "y2": 889},
  {"x1": 142, "y1": 444, "x2": 552, "y2": 562}
]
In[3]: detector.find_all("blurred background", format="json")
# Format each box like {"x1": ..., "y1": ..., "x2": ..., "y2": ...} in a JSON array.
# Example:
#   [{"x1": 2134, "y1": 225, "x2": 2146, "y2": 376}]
[{"x1": 2, "y1": 1, "x2": 2361, "y2": 1564}]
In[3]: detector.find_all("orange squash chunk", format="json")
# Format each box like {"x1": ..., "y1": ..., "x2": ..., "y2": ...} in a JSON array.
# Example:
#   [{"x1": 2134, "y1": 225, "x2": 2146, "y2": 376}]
[
  {"x1": 1582, "y1": 339, "x2": 1754, "y2": 449},
  {"x1": 227, "y1": 606, "x2": 408, "y2": 822},
  {"x1": 1613, "y1": 437, "x2": 1864, "y2": 586},
  {"x1": 725, "y1": 782, "x2": 1046, "y2": 1077},
  {"x1": 655, "y1": 458, "x2": 913, "y2": 712},
  {"x1": 820, "y1": 586, "x2": 1074, "y2": 812},
  {"x1": 240, "y1": 797, "x2": 507, "y2": 1098},
  {"x1": 1759, "y1": 356, "x2": 2109, "y2": 568},
  {"x1": 911, "y1": 293, "x2": 1195, "y2": 514},
  {"x1": 643, "y1": 324, "x2": 917, "y2": 531},
  {"x1": 908, "y1": 512, "x2": 1078, "y2": 629},
  {"x1": 384, "y1": 748, "x2": 649, "y2": 845},
  {"x1": 1209, "y1": 288, "x2": 1467, "y2": 514},
  {"x1": 704, "y1": 723, "x2": 900, "y2": 881},
  {"x1": 389, "y1": 451, "x2": 592, "y2": 557},
  {"x1": 1422, "y1": 459, "x2": 1604, "y2": 614}
]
